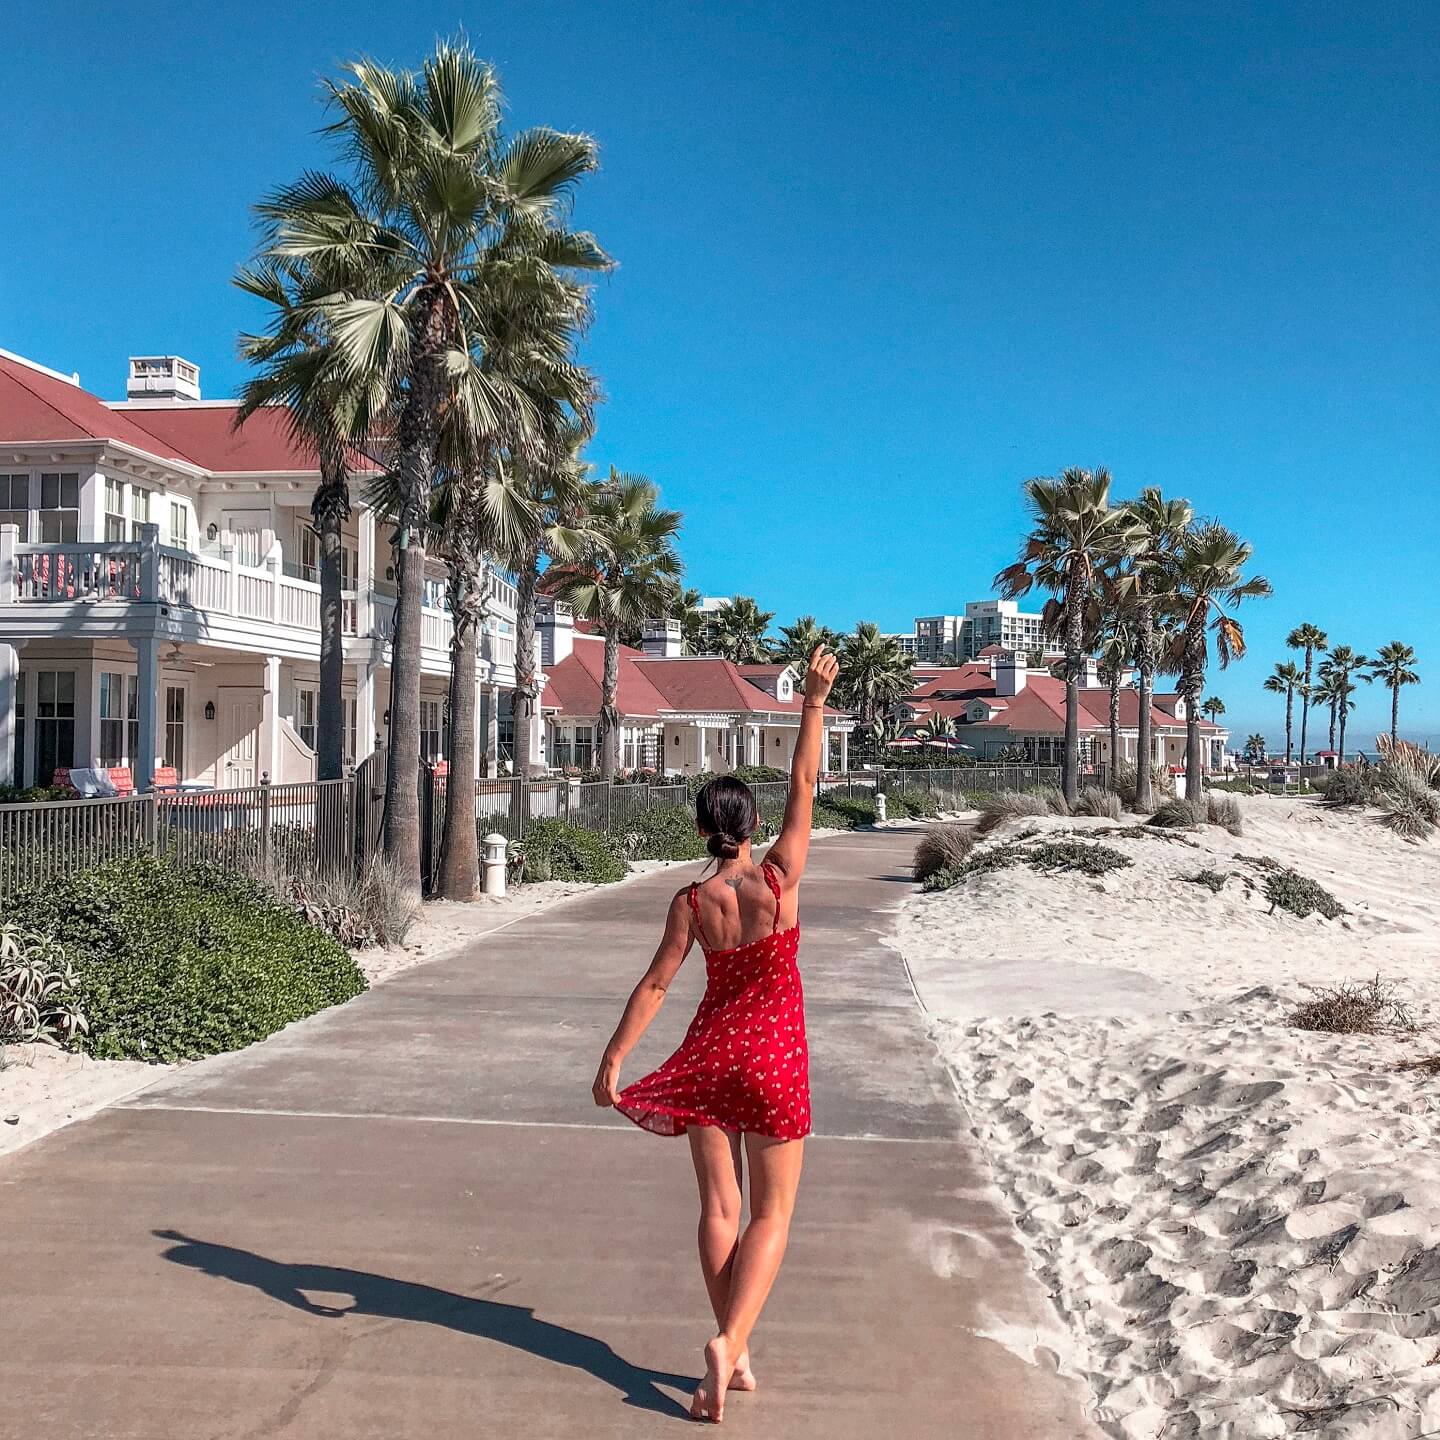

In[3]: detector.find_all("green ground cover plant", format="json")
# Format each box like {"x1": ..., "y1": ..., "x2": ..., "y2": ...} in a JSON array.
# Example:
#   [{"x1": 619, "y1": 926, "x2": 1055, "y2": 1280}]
[
  {"x1": 518, "y1": 819, "x2": 629, "y2": 883},
  {"x1": 921, "y1": 836, "x2": 1132, "y2": 891},
  {"x1": 1263, "y1": 868, "x2": 1347, "y2": 920},
  {"x1": 8, "y1": 855, "x2": 364, "y2": 1061}
]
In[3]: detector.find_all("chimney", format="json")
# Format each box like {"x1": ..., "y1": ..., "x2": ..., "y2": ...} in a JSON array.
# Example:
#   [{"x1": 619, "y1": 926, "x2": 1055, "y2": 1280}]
[
  {"x1": 538, "y1": 597, "x2": 574, "y2": 665},
  {"x1": 1078, "y1": 657, "x2": 1103, "y2": 689},
  {"x1": 995, "y1": 652, "x2": 1027, "y2": 696},
  {"x1": 642, "y1": 618, "x2": 683, "y2": 658},
  {"x1": 127, "y1": 355, "x2": 201, "y2": 402}
]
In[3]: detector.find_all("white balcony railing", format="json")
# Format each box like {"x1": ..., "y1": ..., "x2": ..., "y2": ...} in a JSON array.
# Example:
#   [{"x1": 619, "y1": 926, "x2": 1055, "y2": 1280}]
[{"x1": 0, "y1": 526, "x2": 510, "y2": 668}]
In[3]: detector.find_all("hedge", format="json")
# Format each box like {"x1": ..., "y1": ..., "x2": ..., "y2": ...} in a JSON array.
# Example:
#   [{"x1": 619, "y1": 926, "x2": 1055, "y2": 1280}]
[
  {"x1": 519, "y1": 818, "x2": 629, "y2": 883},
  {"x1": 8, "y1": 855, "x2": 365, "y2": 1062}
]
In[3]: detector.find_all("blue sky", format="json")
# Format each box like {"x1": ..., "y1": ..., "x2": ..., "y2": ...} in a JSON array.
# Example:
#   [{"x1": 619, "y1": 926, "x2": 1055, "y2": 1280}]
[{"x1": 3, "y1": 2, "x2": 1437, "y2": 742}]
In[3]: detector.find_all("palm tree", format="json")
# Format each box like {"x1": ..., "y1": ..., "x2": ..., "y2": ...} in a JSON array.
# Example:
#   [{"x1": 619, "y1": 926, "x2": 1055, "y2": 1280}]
[
  {"x1": 996, "y1": 468, "x2": 1140, "y2": 804},
  {"x1": 709, "y1": 596, "x2": 775, "y2": 664},
  {"x1": 1286, "y1": 623, "x2": 1327, "y2": 762},
  {"x1": 1166, "y1": 521, "x2": 1271, "y2": 798},
  {"x1": 259, "y1": 42, "x2": 610, "y2": 885},
  {"x1": 1115, "y1": 488, "x2": 1192, "y2": 810},
  {"x1": 1244, "y1": 733, "x2": 1267, "y2": 764},
  {"x1": 1320, "y1": 645, "x2": 1367, "y2": 763},
  {"x1": 551, "y1": 470, "x2": 682, "y2": 779},
  {"x1": 1201, "y1": 696, "x2": 1226, "y2": 724},
  {"x1": 234, "y1": 257, "x2": 387, "y2": 786},
  {"x1": 1262, "y1": 661, "x2": 1304, "y2": 763},
  {"x1": 1365, "y1": 642, "x2": 1420, "y2": 748},
  {"x1": 834, "y1": 623, "x2": 913, "y2": 727},
  {"x1": 771, "y1": 615, "x2": 841, "y2": 669}
]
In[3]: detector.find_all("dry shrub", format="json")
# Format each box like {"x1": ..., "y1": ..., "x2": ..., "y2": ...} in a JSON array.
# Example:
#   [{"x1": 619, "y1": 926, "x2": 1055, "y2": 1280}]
[
  {"x1": 975, "y1": 791, "x2": 1050, "y2": 836},
  {"x1": 1397, "y1": 1055, "x2": 1440, "y2": 1077},
  {"x1": 1110, "y1": 763, "x2": 1175, "y2": 811},
  {"x1": 1030, "y1": 785, "x2": 1072, "y2": 816},
  {"x1": 1206, "y1": 793, "x2": 1244, "y2": 836},
  {"x1": 1289, "y1": 977, "x2": 1414, "y2": 1034},
  {"x1": 291, "y1": 857, "x2": 420, "y2": 949},
  {"x1": 1148, "y1": 797, "x2": 1204, "y2": 830},
  {"x1": 912, "y1": 823, "x2": 976, "y2": 882},
  {"x1": 1185, "y1": 869, "x2": 1229, "y2": 893},
  {"x1": 1374, "y1": 762, "x2": 1440, "y2": 841},
  {"x1": 1075, "y1": 786, "x2": 1123, "y2": 820}
]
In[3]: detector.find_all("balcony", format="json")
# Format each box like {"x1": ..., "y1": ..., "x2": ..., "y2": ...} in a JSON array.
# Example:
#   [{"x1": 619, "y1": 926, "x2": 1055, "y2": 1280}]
[{"x1": 0, "y1": 525, "x2": 528, "y2": 679}]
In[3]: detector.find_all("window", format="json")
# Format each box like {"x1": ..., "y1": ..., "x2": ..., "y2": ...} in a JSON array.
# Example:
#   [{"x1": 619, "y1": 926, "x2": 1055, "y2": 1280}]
[
  {"x1": 38, "y1": 473, "x2": 79, "y2": 543},
  {"x1": 129, "y1": 487, "x2": 153, "y2": 539},
  {"x1": 0, "y1": 474, "x2": 30, "y2": 539},
  {"x1": 104, "y1": 479, "x2": 126, "y2": 541},
  {"x1": 294, "y1": 526, "x2": 356, "y2": 586},
  {"x1": 343, "y1": 696, "x2": 357, "y2": 765},
  {"x1": 34, "y1": 670, "x2": 76, "y2": 785},
  {"x1": 571, "y1": 724, "x2": 594, "y2": 771},
  {"x1": 419, "y1": 699, "x2": 447, "y2": 762},
  {"x1": 293, "y1": 686, "x2": 318, "y2": 750},
  {"x1": 169, "y1": 501, "x2": 188, "y2": 550},
  {"x1": 164, "y1": 686, "x2": 186, "y2": 770},
  {"x1": 100, "y1": 671, "x2": 141, "y2": 767}
]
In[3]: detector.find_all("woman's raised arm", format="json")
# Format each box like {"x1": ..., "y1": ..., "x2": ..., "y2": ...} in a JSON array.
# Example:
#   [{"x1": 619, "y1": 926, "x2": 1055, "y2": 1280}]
[{"x1": 765, "y1": 645, "x2": 840, "y2": 884}]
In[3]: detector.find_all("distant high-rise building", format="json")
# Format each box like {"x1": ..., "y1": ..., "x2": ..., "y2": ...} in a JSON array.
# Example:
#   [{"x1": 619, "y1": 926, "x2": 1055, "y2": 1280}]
[
  {"x1": 913, "y1": 599, "x2": 1052, "y2": 663},
  {"x1": 882, "y1": 630, "x2": 917, "y2": 658}
]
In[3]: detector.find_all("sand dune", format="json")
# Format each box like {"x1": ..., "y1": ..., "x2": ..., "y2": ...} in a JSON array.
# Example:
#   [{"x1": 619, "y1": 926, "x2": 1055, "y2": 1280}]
[{"x1": 900, "y1": 798, "x2": 1440, "y2": 1438}]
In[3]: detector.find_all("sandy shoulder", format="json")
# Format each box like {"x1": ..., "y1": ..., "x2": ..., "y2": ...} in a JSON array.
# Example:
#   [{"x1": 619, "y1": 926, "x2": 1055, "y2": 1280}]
[{"x1": 900, "y1": 797, "x2": 1440, "y2": 1439}]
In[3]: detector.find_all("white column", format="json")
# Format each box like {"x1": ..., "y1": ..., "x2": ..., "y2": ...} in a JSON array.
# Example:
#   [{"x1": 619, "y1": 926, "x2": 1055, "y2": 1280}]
[
  {"x1": 356, "y1": 507, "x2": 376, "y2": 636},
  {"x1": 746, "y1": 724, "x2": 760, "y2": 766},
  {"x1": 131, "y1": 635, "x2": 161, "y2": 790},
  {"x1": 355, "y1": 660, "x2": 377, "y2": 764},
  {"x1": 261, "y1": 654, "x2": 282, "y2": 781},
  {"x1": 0, "y1": 523, "x2": 18, "y2": 605},
  {"x1": 0, "y1": 643, "x2": 17, "y2": 786},
  {"x1": 487, "y1": 683, "x2": 501, "y2": 771},
  {"x1": 838, "y1": 726, "x2": 849, "y2": 774}
]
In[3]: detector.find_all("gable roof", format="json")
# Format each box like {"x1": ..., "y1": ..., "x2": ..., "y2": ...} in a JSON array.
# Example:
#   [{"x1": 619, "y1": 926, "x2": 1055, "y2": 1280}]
[{"x1": 0, "y1": 354, "x2": 197, "y2": 462}]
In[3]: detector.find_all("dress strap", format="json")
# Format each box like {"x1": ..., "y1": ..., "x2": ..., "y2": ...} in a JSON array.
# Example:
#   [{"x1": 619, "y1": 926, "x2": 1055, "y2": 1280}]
[
  {"x1": 761, "y1": 862, "x2": 782, "y2": 933},
  {"x1": 687, "y1": 883, "x2": 712, "y2": 950}
]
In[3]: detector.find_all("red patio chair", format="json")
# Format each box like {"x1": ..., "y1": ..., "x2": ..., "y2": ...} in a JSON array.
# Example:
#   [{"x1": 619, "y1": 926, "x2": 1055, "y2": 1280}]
[{"x1": 108, "y1": 767, "x2": 135, "y2": 796}]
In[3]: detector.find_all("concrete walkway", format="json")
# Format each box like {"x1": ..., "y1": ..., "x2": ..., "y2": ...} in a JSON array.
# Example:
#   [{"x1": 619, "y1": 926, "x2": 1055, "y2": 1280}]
[{"x1": 0, "y1": 830, "x2": 1094, "y2": 1439}]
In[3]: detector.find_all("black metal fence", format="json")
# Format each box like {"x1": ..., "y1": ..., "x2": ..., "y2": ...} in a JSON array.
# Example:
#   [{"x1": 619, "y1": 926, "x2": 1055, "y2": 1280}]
[{"x1": 0, "y1": 763, "x2": 1060, "y2": 900}]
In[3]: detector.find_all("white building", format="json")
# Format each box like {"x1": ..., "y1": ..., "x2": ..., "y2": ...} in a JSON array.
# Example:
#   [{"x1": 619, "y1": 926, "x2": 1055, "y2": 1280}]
[
  {"x1": 914, "y1": 600, "x2": 1052, "y2": 663},
  {"x1": 0, "y1": 350, "x2": 525, "y2": 790}
]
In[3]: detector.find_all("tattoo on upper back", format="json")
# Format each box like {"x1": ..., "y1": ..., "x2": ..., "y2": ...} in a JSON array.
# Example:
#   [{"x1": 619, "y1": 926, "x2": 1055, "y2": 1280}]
[{"x1": 723, "y1": 873, "x2": 745, "y2": 892}]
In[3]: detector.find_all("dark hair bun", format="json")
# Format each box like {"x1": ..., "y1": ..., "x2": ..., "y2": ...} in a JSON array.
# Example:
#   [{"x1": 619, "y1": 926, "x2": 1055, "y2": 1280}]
[{"x1": 695, "y1": 776, "x2": 758, "y2": 861}]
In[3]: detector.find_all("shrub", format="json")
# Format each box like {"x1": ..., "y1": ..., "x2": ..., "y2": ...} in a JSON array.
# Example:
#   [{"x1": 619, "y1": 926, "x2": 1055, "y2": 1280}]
[
  {"x1": 1029, "y1": 785, "x2": 1071, "y2": 816},
  {"x1": 1024, "y1": 839, "x2": 1132, "y2": 876},
  {"x1": 1206, "y1": 793, "x2": 1245, "y2": 836},
  {"x1": 912, "y1": 823, "x2": 976, "y2": 882},
  {"x1": 1289, "y1": 977, "x2": 1414, "y2": 1034},
  {"x1": 624, "y1": 804, "x2": 708, "y2": 862},
  {"x1": 1374, "y1": 768, "x2": 1440, "y2": 840},
  {"x1": 288, "y1": 857, "x2": 419, "y2": 949},
  {"x1": 0, "y1": 785, "x2": 70, "y2": 804},
  {"x1": 1263, "y1": 868, "x2": 1346, "y2": 920},
  {"x1": 975, "y1": 791, "x2": 1050, "y2": 836},
  {"x1": 1075, "y1": 786, "x2": 1123, "y2": 820},
  {"x1": 0, "y1": 922, "x2": 87, "y2": 1045},
  {"x1": 813, "y1": 793, "x2": 879, "y2": 830},
  {"x1": 1111, "y1": 763, "x2": 1175, "y2": 809},
  {"x1": 886, "y1": 787, "x2": 941, "y2": 820},
  {"x1": 9, "y1": 855, "x2": 364, "y2": 1061},
  {"x1": 1321, "y1": 767, "x2": 1379, "y2": 808},
  {"x1": 1148, "y1": 797, "x2": 1204, "y2": 830},
  {"x1": 517, "y1": 819, "x2": 628, "y2": 884},
  {"x1": 683, "y1": 766, "x2": 787, "y2": 798},
  {"x1": 1185, "y1": 869, "x2": 1230, "y2": 893}
]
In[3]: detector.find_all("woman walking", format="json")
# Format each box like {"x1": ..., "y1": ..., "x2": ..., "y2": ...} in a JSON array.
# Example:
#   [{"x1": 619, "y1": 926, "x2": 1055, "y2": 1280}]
[{"x1": 592, "y1": 645, "x2": 839, "y2": 1423}]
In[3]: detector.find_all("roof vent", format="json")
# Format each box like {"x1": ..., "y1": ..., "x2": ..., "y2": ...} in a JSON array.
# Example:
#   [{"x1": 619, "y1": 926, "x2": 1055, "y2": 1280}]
[{"x1": 127, "y1": 355, "x2": 201, "y2": 402}]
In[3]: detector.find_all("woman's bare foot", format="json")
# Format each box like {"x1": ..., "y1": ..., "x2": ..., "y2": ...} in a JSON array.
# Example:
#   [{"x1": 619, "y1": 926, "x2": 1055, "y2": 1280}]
[
  {"x1": 690, "y1": 1335, "x2": 733, "y2": 1422},
  {"x1": 729, "y1": 1351, "x2": 757, "y2": 1392}
]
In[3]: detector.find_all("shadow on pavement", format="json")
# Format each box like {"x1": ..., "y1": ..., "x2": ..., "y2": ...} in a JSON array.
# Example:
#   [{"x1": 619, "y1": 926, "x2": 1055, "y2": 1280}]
[{"x1": 155, "y1": 1230, "x2": 695, "y2": 1419}]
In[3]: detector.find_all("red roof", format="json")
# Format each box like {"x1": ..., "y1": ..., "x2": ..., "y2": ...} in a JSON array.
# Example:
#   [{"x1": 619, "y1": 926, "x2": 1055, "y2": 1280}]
[
  {"x1": 0, "y1": 354, "x2": 196, "y2": 461},
  {"x1": 542, "y1": 637, "x2": 844, "y2": 720},
  {"x1": 908, "y1": 664, "x2": 993, "y2": 701}
]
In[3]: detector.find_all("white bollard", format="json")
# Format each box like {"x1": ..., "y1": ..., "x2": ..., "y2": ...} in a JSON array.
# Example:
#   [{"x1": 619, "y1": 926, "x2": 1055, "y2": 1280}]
[
  {"x1": 875, "y1": 792, "x2": 888, "y2": 823},
  {"x1": 482, "y1": 832, "x2": 509, "y2": 897}
]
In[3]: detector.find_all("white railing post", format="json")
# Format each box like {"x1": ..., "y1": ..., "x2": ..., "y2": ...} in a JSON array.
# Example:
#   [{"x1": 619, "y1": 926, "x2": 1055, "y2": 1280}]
[
  {"x1": 0, "y1": 524, "x2": 17, "y2": 605},
  {"x1": 268, "y1": 556, "x2": 282, "y2": 624},
  {"x1": 224, "y1": 543, "x2": 239, "y2": 616}
]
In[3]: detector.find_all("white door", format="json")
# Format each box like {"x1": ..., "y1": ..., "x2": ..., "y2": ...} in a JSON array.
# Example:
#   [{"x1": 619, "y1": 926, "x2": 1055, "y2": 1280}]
[
  {"x1": 222, "y1": 509, "x2": 270, "y2": 569},
  {"x1": 219, "y1": 691, "x2": 261, "y2": 788}
]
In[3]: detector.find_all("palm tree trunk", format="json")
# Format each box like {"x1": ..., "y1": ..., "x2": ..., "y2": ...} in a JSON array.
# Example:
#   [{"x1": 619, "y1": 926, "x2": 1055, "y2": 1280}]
[
  {"x1": 313, "y1": 449, "x2": 349, "y2": 786},
  {"x1": 1328, "y1": 698, "x2": 1337, "y2": 752},
  {"x1": 1062, "y1": 578, "x2": 1083, "y2": 805},
  {"x1": 383, "y1": 295, "x2": 446, "y2": 891},
  {"x1": 1284, "y1": 688, "x2": 1294, "y2": 764},
  {"x1": 1135, "y1": 595, "x2": 1155, "y2": 810},
  {"x1": 599, "y1": 624, "x2": 621, "y2": 780},
  {"x1": 1298, "y1": 649, "x2": 1313, "y2": 761},
  {"x1": 1391, "y1": 684, "x2": 1400, "y2": 747},
  {"x1": 438, "y1": 554, "x2": 484, "y2": 901},
  {"x1": 1182, "y1": 625, "x2": 1205, "y2": 800},
  {"x1": 511, "y1": 541, "x2": 541, "y2": 778},
  {"x1": 1338, "y1": 705, "x2": 1348, "y2": 765}
]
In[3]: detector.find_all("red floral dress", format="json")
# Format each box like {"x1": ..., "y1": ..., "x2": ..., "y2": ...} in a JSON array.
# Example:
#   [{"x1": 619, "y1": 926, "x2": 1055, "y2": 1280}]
[{"x1": 617, "y1": 863, "x2": 811, "y2": 1141}]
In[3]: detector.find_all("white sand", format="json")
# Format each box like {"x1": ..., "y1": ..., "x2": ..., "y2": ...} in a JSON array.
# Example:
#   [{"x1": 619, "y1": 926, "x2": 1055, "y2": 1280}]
[{"x1": 900, "y1": 798, "x2": 1440, "y2": 1439}]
